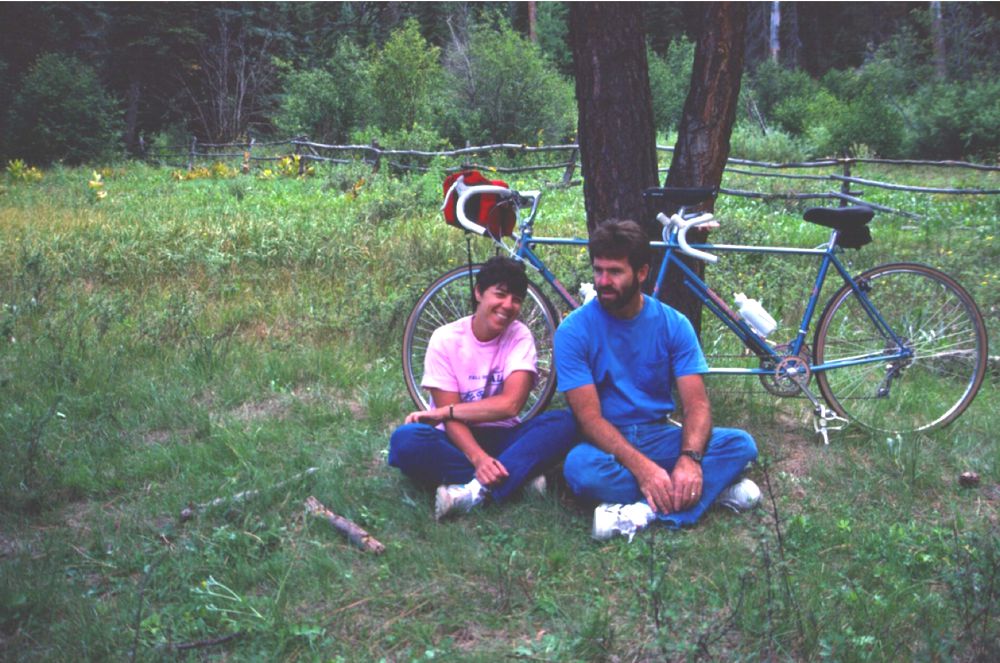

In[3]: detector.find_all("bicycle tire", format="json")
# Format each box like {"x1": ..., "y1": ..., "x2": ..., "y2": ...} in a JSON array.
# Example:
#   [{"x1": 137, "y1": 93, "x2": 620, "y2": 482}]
[
  {"x1": 402, "y1": 264, "x2": 561, "y2": 420},
  {"x1": 813, "y1": 262, "x2": 988, "y2": 433}
]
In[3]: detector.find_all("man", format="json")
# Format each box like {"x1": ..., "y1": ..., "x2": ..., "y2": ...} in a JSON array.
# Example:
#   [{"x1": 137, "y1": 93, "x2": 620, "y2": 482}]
[
  {"x1": 389, "y1": 257, "x2": 577, "y2": 520},
  {"x1": 554, "y1": 219, "x2": 760, "y2": 540}
]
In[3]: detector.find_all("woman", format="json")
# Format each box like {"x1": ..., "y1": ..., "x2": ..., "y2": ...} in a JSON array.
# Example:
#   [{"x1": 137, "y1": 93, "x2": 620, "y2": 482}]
[{"x1": 388, "y1": 256, "x2": 576, "y2": 520}]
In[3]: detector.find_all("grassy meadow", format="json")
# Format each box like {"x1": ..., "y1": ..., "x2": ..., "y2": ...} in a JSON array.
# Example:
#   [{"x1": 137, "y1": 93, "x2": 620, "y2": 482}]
[{"x1": 1, "y1": 161, "x2": 998, "y2": 661}]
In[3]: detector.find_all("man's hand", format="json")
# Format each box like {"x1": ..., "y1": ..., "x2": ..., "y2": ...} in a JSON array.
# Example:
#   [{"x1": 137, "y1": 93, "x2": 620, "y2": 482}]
[
  {"x1": 636, "y1": 461, "x2": 675, "y2": 514},
  {"x1": 670, "y1": 455, "x2": 704, "y2": 511},
  {"x1": 473, "y1": 455, "x2": 509, "y2": 488}
]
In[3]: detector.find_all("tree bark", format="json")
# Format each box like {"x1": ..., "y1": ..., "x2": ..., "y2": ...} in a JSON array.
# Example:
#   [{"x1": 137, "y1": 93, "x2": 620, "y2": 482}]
[
  {"x1": 661, "y1": 2, "x2": 748, "y2": 332},
  {"x1": 769, "y1": 1, "x2": 781, "y2": 62},
  {"x1": 124, "y1": 78, "x2": 141, "y2": 155},
  {"x1": 930, "y1": 1, "x2": 947, "y2": 80},
  {"x1": 568, "y1": 3, "x2": 659, "y2": 234}
]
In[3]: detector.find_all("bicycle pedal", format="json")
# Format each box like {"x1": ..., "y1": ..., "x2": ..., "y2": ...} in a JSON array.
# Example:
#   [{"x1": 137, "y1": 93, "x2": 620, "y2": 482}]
[{"x1": 812, "y1": 406, "x2": 848, "y2": 445}]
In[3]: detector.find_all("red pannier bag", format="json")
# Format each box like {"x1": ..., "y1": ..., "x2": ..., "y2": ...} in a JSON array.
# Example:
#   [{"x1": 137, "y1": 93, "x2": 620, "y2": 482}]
[{"x1": 441, "y1": 170, "x2": 516, "y2": 237}]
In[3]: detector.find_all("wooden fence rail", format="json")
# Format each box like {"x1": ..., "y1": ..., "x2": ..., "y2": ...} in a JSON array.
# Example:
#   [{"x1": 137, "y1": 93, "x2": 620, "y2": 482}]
[{"x1": 142, "y1": 136, "x2": 999, "y2": 218}]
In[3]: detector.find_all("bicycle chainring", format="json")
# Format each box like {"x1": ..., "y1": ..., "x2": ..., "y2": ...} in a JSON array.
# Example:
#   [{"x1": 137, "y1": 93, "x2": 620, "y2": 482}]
[{"x1": 759, "y1": 345, "x2": 813, "y2": 397}]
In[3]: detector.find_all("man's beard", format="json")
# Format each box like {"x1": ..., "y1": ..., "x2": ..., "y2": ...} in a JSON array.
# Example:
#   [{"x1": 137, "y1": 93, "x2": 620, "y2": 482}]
[{"x1": 598, "y1": 274, "x2": 642, "y2": 312}]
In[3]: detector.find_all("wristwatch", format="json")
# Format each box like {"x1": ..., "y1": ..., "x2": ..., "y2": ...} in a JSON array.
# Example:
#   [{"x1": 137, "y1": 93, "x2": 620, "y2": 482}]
[{"x1": 680, "y1": 449, "x2": 703, "y2": 464}]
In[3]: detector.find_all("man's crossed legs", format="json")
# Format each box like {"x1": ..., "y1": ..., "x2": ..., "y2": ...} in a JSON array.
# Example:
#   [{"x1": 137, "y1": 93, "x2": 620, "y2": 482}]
[{"x1": 563, "y1": 422, "x2": 759, "y2": 538}]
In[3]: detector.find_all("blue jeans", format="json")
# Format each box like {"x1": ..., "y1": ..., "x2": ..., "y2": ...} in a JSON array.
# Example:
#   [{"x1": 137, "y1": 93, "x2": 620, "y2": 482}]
[
  {"x1": 563, "y1": 422, "x2": 758, "y2": 528},
  {"x1": 387, "y1": 409, "x2": 578, "y2": 503}
]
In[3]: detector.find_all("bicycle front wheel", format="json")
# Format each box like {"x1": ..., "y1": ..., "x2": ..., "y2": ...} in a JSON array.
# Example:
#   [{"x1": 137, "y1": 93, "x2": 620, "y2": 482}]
[
  {"x1": 814, "y1": 262, "x2": 988, "y2": 433},
  {"x1": 402, "y1": 264, "x2": 561, "y2": 420}
]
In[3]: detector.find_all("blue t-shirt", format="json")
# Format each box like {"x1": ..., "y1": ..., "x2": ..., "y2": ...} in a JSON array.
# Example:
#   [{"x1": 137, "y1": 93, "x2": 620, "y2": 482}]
[{"x1": 554, "y1": 294, "x2": 708, "y2": 425}]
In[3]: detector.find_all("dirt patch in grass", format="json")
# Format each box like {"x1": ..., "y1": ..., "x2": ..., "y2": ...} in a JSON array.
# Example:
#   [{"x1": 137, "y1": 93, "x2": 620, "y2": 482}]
[
  {"x1": 139, "y1": 427, "x2": 196, "y2": 446},
  {"x1": 201, "y1": 385, "x2": 366, "y2": 426}
]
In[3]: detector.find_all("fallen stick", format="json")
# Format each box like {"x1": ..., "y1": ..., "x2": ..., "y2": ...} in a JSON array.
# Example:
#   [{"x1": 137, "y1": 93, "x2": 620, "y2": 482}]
[
  {"x1": 180, "y1": 467, "x2": 319, "y2": 522},
  {"x1": 305, "y1": 496, "x2": 385, "y2": 554}
]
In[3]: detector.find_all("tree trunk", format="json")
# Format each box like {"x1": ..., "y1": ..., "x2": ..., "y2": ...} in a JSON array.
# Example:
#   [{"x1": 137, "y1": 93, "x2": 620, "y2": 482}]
[
  {"x1": 123, "y1": 78, "x2": 141, "y2": 155},
  {"x1": 527, "y1": 1, "x2": 537, "y2": 42},
  {"x1": 769, "y1": 1, "x2": 781, "y2": 62},
  {"x1": 661, "y1": 2, "x2": 748, "y2": 333},
  {"x1": 930, "y1": 1, "x2": 947, "y2": 80},
  {"x1": 569, "y1": 3, "x2": 659, "y2": 234}
]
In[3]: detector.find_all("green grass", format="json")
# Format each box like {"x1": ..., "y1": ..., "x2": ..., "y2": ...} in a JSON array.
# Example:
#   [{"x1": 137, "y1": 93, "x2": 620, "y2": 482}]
[{"x1": 1, "y1": 162, "x2": 998, "y2": 661}]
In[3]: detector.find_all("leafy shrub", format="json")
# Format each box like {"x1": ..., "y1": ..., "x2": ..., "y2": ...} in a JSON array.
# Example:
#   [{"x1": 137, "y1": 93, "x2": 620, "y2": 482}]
[
  {"x1": 442, "y1": 23, "x2": 575, "y2": 145},
  {"x1": 171, "y1": 161, "x2": 239, "y2": 181},
  {"x1": 906, "y1": 80, "x2": 1000, "y2": 160},
  {"x1": 368, "y1": 19, "x2": 443, "y2": 133},
  {"x1": 258, "y1": 155, "x2": 314, "y2": 179},
  {"x1": 729, "y1": 124, "x2": 812, "y2": 163},
  {"x1": 749, "y1": 61, "x2": 904, "y2": 158},
  {"x1": 750, "y1": 61, "x2": 821, "y2": 132},
  {"x1": 5, "y1": 159, "x2": 44, "y2": 183},
  {"x1": 5, "y1": 53, "x2": 122, "y2": 165},
  {"x1": 648, "y1": 38, "x2": 695, "y2": 134},
  {"x1": 815, "y1": 68, "x2": 904, "y2": 157},
  {"x1": 274, "y1": 40, "x2": 369, "y2": 143}
]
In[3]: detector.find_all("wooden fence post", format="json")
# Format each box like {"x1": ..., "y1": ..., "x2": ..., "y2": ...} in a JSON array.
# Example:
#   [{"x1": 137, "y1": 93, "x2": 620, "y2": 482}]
[
  {"x1": 562, "y1": 148, "x2": 578, "y2": 185},
  {"x1": 370, "y1": 139, "x2": 381, "y2": 174},
  {"x1": 243, "y1": 131, "x2": 254, "y2": 174},
  {"x1": 295, "y1": 139, "x2": 304, "y2": 176},
  {"x1": 840, "y1": 158, "x2": 852, "y2": 206},
  {"x1": 188, "y1": 136, "x2": 197, "y2": 171}
]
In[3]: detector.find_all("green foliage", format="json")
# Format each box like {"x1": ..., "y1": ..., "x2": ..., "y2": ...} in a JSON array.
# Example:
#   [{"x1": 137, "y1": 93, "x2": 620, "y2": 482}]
[
  {"x1": 728, "y1": 125, "x2": 811, "y2": 163},
  {"x1": 535, "y1": 2, "x2": 572, "y2": 76},
  {"x1": 273, "y1": 40, "x2": 369, "y2": 143},
  {"x1": 442, "y1": 23, "x2": 575, "y2": 146},
  {"x1": 647, "y1": 38, "x2": 695, "y2": 134},
  {"x1": 5, "y1": 53, "x2": 123, "y2": 165},
  {"x1": 5, "y1": 159, "x2": 43, "y2": 183},
  {"x1": 749, "y1": 61, "x2": 905, "y2": 158},
  {"x1": 368, "y1": 19, "x2": 443, "y2": 133},
  {"x1": 906, "y1": 79, "x2": 1000, "y2": 160}
]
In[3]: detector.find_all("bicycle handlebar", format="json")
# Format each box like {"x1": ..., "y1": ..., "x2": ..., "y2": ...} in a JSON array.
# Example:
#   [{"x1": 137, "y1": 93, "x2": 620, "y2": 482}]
[{"x1": 656, "y1": 211, "x2": 720, "y2": 264}]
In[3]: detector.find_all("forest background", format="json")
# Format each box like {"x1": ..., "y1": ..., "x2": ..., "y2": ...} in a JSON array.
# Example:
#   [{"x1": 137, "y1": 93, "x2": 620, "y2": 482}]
[{"x1": 1, "y1": 1, "x2": 999, "y2": 165}]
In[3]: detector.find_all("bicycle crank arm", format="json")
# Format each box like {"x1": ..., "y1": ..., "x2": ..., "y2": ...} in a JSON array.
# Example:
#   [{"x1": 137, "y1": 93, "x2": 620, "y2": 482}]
[{"x1": 789, "y1": 376, "x2": 849, "y2": 445}]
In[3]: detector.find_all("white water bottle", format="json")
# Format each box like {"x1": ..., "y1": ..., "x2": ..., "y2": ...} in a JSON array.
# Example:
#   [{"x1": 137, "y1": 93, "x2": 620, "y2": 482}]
[
  {"x1": 734, "y1": 293, "x2": 777, "y2": 337},
  {"x1": 579, "y1": 282, "x2": 597, "y2": 304}
]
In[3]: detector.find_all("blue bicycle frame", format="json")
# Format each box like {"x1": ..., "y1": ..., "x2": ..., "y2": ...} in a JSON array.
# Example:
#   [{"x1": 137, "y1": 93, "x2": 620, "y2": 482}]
[{"x1": 507, "y1": 219, "x2": 915, "y2": 379}]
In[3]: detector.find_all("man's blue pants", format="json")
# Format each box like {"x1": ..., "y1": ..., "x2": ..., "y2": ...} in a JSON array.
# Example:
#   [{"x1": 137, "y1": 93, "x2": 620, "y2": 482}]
[
  {"x1": 563, "y1": 422, "x2": 758, "y2": 528},
  {"x1": 388, "y1": 409, "x2": 578, "y2": 503}
]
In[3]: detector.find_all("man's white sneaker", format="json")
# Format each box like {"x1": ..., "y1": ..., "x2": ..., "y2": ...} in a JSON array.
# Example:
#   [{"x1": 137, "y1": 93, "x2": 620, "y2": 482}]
[
  {"x1": 528, "y1": 474, "x2": 547, "y2": 497},
  {"x1": 434, "y1": 483, "x2": 482, "y2": 521},
  {"x1": 715, "y1": 478, "x2": 761, "y2": 513},
  {"x1": 592, "y1": 502, "x2": 656, "y2": 541}
]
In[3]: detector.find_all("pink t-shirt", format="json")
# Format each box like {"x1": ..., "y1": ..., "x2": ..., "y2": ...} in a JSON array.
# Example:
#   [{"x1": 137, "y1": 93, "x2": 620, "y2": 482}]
[{"x1": 421, "y1": 316, "x2": 537, "y2": 428}]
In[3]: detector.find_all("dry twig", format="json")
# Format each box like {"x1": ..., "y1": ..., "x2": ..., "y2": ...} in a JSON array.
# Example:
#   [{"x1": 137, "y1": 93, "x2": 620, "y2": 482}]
[{"x1": 304, "y1": 496, "x2": 385, "y2": 554}]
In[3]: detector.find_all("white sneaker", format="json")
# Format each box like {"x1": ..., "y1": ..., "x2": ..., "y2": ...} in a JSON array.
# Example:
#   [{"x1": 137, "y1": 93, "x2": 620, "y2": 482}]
[
  {"x1": 528, "y1": 474, "x2": 547, "y2": 497},
  {"x1": 592, "y1": 502, "x2": 656, "y2": 541},
  {"x1": 434, "y1": 483, "x2": 483, "y2": 521},
  {"x1": 715, "y1": 478, "x2": 761, "y2": 513}
]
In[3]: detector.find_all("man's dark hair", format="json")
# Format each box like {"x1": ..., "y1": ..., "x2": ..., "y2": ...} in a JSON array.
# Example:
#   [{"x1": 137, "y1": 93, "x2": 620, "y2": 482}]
[
  {"x1": 589, "y1": 219, "x2": 650, "y2": 272},
  {"x1": 475, "y1": 256, "x2": 528, "y2": 298}
]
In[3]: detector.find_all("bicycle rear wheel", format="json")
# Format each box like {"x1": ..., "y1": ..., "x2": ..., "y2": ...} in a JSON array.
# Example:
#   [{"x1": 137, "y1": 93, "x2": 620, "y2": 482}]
[
  {"x1": 402, "y1": 264, "x2": 561, "y2": 420},
  {"x1": 814, "y1": 262, "x2": 988, "y2": 432}
]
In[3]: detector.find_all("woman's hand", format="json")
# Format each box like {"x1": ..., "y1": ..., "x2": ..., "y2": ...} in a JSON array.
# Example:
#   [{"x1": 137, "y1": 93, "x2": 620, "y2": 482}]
[
  {"x1": 473, "y1": 455, "x2": 509, "y2": 488},
  {"x1": 404, "y1": 408, "x2": 445, "y2": 425}
]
